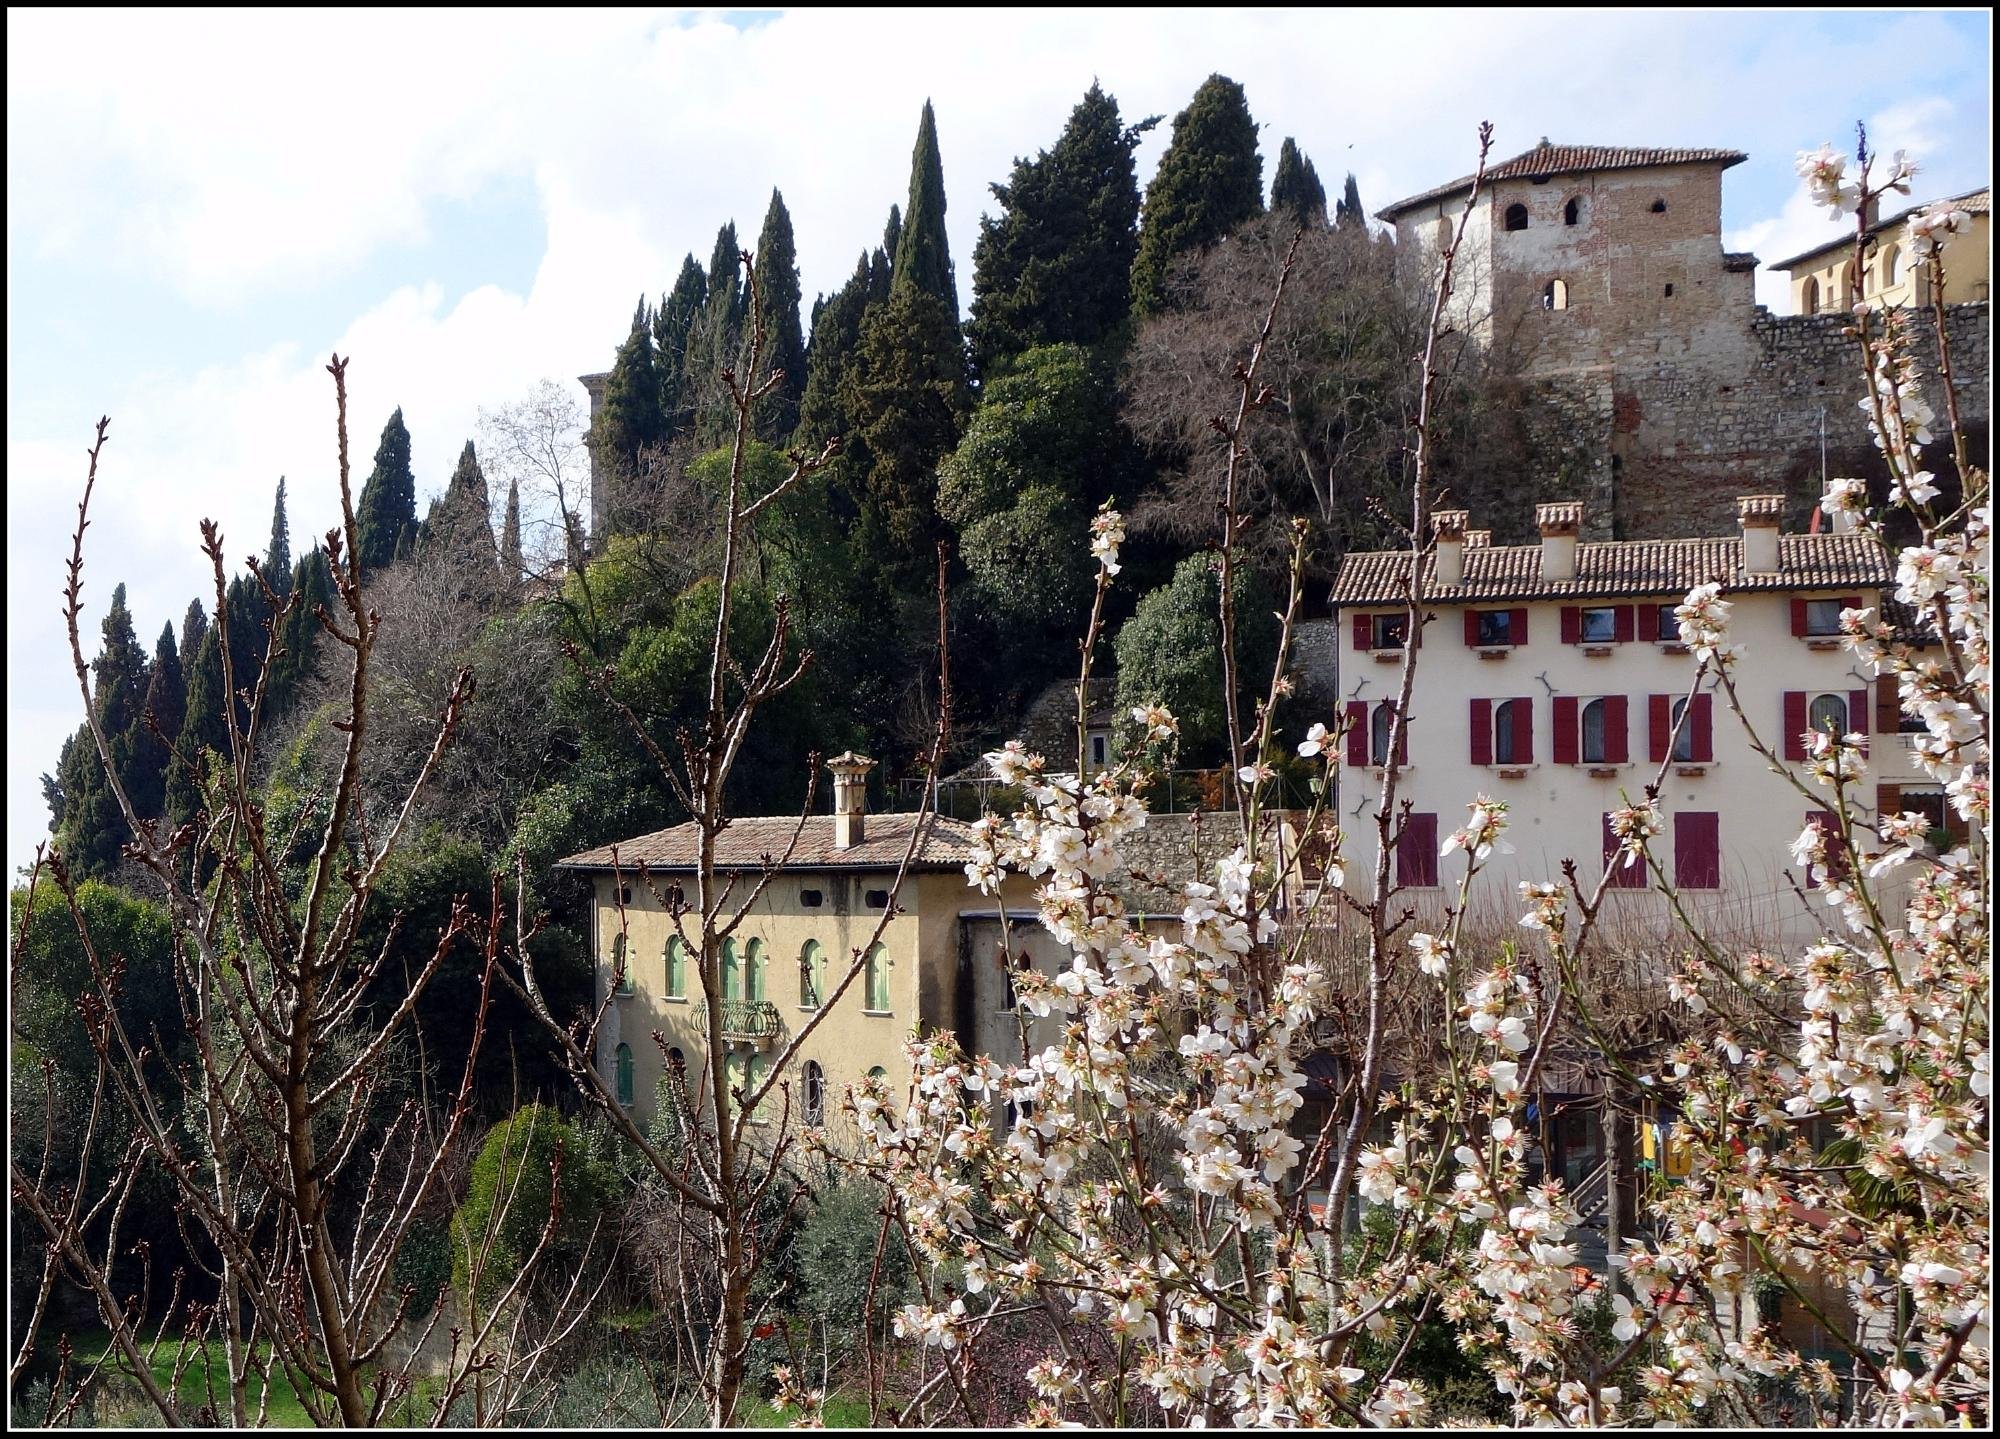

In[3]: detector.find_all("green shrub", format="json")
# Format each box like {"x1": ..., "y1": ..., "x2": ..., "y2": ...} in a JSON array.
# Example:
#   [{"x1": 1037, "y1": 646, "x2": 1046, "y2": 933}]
[{"x1": 450, "y1": 1104, "x2": 620, "y2": 1304}]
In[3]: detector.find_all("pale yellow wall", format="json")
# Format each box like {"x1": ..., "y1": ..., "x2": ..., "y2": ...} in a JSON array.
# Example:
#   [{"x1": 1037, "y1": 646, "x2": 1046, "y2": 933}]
[
  {"x1": 1787, "y1": 213, "x2": 1990, "y2": 314},
  {"x1": 589, "y1": 865, "x2": 1038, "y2": 1125}
]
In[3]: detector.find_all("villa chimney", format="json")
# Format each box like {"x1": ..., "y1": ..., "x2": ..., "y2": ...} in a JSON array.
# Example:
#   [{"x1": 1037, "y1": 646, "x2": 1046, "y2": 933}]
[
  {"x1": 827, "y1": 752, "x2": 875, "y2": 850},
  {"x1": 1432, "y1": 509, "x2": 1470, "y2": 587},
  {"x1": 1465, "y1": 529, "x2": 1492, "y2": 550},
  {"x1": 1536, "y1": 501, "x2": 1582, "y2": 583},
  {"x1": 1737, "y1": 494, "x2": 1784, "y2": 575}
]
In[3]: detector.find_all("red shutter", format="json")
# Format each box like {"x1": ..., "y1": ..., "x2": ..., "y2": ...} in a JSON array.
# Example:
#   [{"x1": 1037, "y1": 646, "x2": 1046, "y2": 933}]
[
  {"x1": 1783, "y1": 691, "x2": 1808, "y2": 761},
  {"x1": 1603, "y1": 813, "x2": 1645, "y2": 888},
  {"x1": 1804, "y1": 809, "x2": 1849, "y2": 886},
  {"x1": 1847, "y1": 689, "x2": 1870, "y2": 756},
  {"x1": 1875, "y1": 675, "x2": 1901, "y2": 734},
  {"x1": 1511, "y1": 607, "x2": 1529, "y2": 646},
  {"x1": 1613, "y1": 604, "x2": 1635, "y2": 643},
  {"x1": 1790, "y1": 598, "x2": 1809, "y2": 637},
  {"x1": 1344, "y1": 701, "x2": 1367, "y2": 766},
  {"x1": 1517, "y1": 696, "x2": 1535, "y2": 763},
  {"x1": 1561, "y1": 607, "x2": 1581, "y2": 645},
  {"x1": 1689, "y1": 693, "x2": 1714, "y2": 763},
  {"x1": 1464, "y1": 609, "x2": 1481, "y2": 647},
  {"x1": 1840, "y1": 595, "x2": 1861, "y2": 615},
  {"x1": 1353, "y1": 613, "x2": 1373, "y2": 651},
  {"x1": 1554, "y1": 696, "x2": 1579, "y2": 764},
  {"x1": 1675, "y1": 812, "x2": 1720, "y2": 889},
  {"x1": 1470, "y1": 698, "x2": 1492, "y2": 765},
  {"x1": 1397, "y1": 812, "x2": 1439, "y2": 889},
  {"x1": 1649, "y1": 694, "x2": 1672, "y2": 762},
  {"x1": 1604, "y1": 695, "x2": 1630, "y2": 764}
]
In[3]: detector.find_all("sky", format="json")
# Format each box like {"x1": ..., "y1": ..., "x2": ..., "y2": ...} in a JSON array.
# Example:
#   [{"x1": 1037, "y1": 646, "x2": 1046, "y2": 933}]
[{"x1": 6, "y1": 6, "x2": 1992, "y2": 880}]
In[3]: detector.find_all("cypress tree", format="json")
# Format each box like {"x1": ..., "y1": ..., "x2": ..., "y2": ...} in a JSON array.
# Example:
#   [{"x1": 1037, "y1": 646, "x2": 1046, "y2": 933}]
[
  {"x1": 56, "y1": 585, "x2": 152, "y2": 875},
  {"x1": 356, "y1": 408, "x2": 418, "y2": 572},
  {"x1": 752, "y1": 189, "x2": 808, "y2": 442},
  {"x1": 500, "y1": 478, "x2": 524, "y2": 587},
  {"x1": 166, "y1": 627, "x2": 227, "y2": 830},
  {"x1": 131, "y1": 622, "x2": 184, "y2": 818},
  {"x1": 968, "y1": 82, "x2": 1150, "y2": 378},
  {"x1": 179, "y1": 599, "x2": 208, "y2": 672},
  {"x1": 881, "y1": 205, "x2": 902, "y2": 279},
  {"x1": 92, "y1": 583, "x2": 150, "y2": 743},
  {"x1": 797, "y1": 253, "x2": 875, "y2": 455},
  {"x1": 221, "y1": 573, "x2": 267, "y2": 731},
  {"x1": 1271, "y1": 137, "x2": 1327, "y2": 226},
  {"x1": 893, "y1": 103, "x2": 957, "y2": 316},
  {"x1": 1130, "y1": 74, "x2": 1264, "y2": 316},
  {"x1": 591, "y1": 300, "x2": 667, "y2": 532},
  {"x1": 655, "y1": 254, "x2": 708, "y2": 435},
  {"x1": 270, "y1": 547, "x2": 334, "y2": 712},
  {"x1": 265, "y1": 476, "x2": 293, "y2": 597},
  {"x1": 692, "y1": 223, "x2": 748, "y2": 446},
  {"x1": 1334, "y1": 172, "x2": 1367, "y2": 230}
]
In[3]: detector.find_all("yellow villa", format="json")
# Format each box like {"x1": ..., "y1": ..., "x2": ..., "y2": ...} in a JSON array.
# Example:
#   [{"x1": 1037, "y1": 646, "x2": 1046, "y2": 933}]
[
  {"x1": 1774, "y1": 186, "x2": 1989, "y2": 315},
  {"x1": 557, "y1": 754, "x2": 1063, "y2": 1128}
]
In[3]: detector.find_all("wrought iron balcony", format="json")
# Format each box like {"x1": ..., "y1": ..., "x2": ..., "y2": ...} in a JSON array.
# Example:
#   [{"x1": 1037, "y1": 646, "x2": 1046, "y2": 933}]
[{"x1": 719, "y1": 998, "x2": 781, "y2": 1045}]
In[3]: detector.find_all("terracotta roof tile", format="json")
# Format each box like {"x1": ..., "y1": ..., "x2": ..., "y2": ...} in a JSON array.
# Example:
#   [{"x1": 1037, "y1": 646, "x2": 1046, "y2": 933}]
[
  {"x1": 557, "y1": 812, "x2": 983, "y2": 873},
  {"x1": 1378, "y1": 142, "x2": 1748, "y2": 220},
  {"x1": 1332, "y1": 534, "x2": 1892, "y2": 606}
]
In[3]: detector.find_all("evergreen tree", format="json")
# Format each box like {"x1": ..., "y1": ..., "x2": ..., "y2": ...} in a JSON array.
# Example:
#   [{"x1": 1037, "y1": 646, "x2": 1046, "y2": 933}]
[
  {"x1": 842, "y1": 286, "x2": 969, "y2": 586},
  {"x1": 1334, "y1": 172, "x2": 1367, "y2": 230},
  {"x1": 55, "y1": 585, "x2": 152, "y2": 875},
  {"x1": 692, "y1": 223, "x2": 748, "y2": 446},
  {"x1": 1271, "y1": 137, "x2": 1327, "y2": 226},
  {"x1": 500, "y1": 478, "x2": 524, "y2": 587},
  {"x1": 590, "y1": 301, "x2": 667, "y2": 535},
  {"x1": 752, "y1": 189, "x2": 808, "y2": 443},
  {"x1": 881, "y1": 204, "x2": 902, "y2": 279},
  {"x1": 1130, "y1": 74, "x2": 1264, "y2": 316},
  {"x1": 892, "y1": 102, "x2": 957, "y2": 316},
  {"x1": 265, "y1": 476, "x2": 293, "y2": 597},
  {"x1": 221, "y1": 573, "x2": 267, "y2": 732},
  {"x1": 179, "y1": 599, "x2": 208, "y2": 671},
  {"x1": 270, "y1": 547, "x2": 334, "y2": 712},
  {"x1": 654, "y1": 254, "x2": 708, "y2": 435},
  {"x1": 166, "y1": 628, "x2": 226, "y2": 830},
  {"x1": 968, "y1": 82, "x2": 1151, "y2": 379},
  {"x1": 796, "y1": 253, "x2": 876, "y2": 457},
  {"x1": 131, "y1": 622, "x2": 184, "y2": 818},
  {"x1": 356, "y1": 408, "x2": 418, "y2": 571}
]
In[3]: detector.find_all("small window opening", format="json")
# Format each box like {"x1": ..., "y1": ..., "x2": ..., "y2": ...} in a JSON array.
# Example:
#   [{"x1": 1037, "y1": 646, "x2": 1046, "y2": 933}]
[
  {"x1": 1579, "y1": 606, "x2": 1619, "y2": 644},
  {"x1": 1494, "y1": 699, "x2": 1528, "y2": 766},
  {"x1": 1090, "y1": 733, "x2": 1108, "y2": 767},
  {"x1": 1807, "y1": 693, "x2": 1849, "y2": 737},
  {"x1": 616, "y1": 884, "x2": 632, "y2": 905},
  {"x1": 1580, "y1": 697, "x2": 1611, "y2": 765},
  {"x1": 865, "y1": 888, "x2": 891, "y2": 909},
  {"x1": 1663, "y1": 283, "x2": 1674, "y2": 298},
  {"x1": 1542, "y1": 278, "x2": 1568, "y2": 311},
  {"x1": 1477, "y1": 610, "x2": 1515, "y2": 646},
  {"x1": 1564, "y1": 197, "x2": 1582, "y2": 226},
  {"x1": 800, "y1": 888, "x2": 824, "y2": 908},
  {"x1": 1370, "y1": 613, "x2": 1408, "y2": 649},
  {"x1": 1670, "y1": 698, "x2": 1696, "y2": 763},
  {"x1": 1504, "y1": 202, "x2": 1529, "y2": 231},
  {"x1": 803, "y1": 1061, "x2": 825, "y2": 1126},
  {"x1": 1804, "y1": 599, "x2": 1844, "y2": 637},
  {"x1": 1649, "y1": 199, "x2": 1667, "y2": 214},
  {"x1": 1370, "y1": 704, "x2": 1398, "y2": 766}
]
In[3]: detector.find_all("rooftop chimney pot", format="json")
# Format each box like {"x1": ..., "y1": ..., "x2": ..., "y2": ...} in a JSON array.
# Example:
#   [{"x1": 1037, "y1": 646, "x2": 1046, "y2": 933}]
[
  {"x1": 1536, "y1": 501, "x2": 1582, "y2": 582},
  {"x1": 827, "y1": 751, "x2": 875, "y2": 850},
  {"x1": 1737, "y1": 494, "x2": 1784, "y2": 575},
  {"x1": 1432, "y1": 509, "x2": 1470, "y2": 587}
]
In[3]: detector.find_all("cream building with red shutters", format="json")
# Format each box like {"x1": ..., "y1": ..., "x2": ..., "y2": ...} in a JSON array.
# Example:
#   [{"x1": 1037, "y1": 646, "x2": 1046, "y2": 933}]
[{"x1": 1325, "y1": 496, "x2": 1938, "y2": 946}]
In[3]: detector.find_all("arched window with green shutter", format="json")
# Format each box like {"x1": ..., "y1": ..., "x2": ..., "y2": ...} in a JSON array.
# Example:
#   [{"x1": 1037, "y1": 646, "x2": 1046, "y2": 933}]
[
  {"x1": 745, "y1": 1054, "x2": 767, "y2": 1121},
  {"x1": 612, "y1": 932, "x2": 633, "y2": 995},
  {"x1": 721, "y1": 938, "x2": 740, "y2": 1002},
  {"x1": 800, "y1": 940, "x2": 825, "y2": 1009},
  {"x1": 615, "y1": 1043, "x2": 634, "y2": 1106},
  {"x1": 746, "y1": 939, "x2": 767, "y2": 1004},
  {"x1": 864, "y1": 943, "x2": 890, "y2": 1013},
  {"x1": 665, "y1": 936, "x2": 687, "y2": 999}
]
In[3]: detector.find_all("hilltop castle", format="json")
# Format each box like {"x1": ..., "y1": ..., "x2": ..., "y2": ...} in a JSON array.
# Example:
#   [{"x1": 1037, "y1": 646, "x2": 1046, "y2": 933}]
[{"x1": 1377, "y1": 140, "x2": 1989, "y2": 540}]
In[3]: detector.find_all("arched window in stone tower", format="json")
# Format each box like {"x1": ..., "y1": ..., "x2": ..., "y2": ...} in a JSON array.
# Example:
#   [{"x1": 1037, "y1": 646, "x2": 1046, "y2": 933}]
[
  {"x1": 1881, "y1": 243, "x2": 1902, "y2": 291},
  {"x1": 1542, "y1": 278, "x2": 1569, "y2": 311},
  {"x1": 1649, "y1": 198, "x2": 1667, "y2": 214},
  {"x1": 1504, "y1": 202, "x2": 1528, "y2": 231},
  {"x1": 1801, "y1": 276, "x2": 1820, "y2": 315},
  {"x1": 1564, "y1": 196, "x2": 1583, "y2": 226}
]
